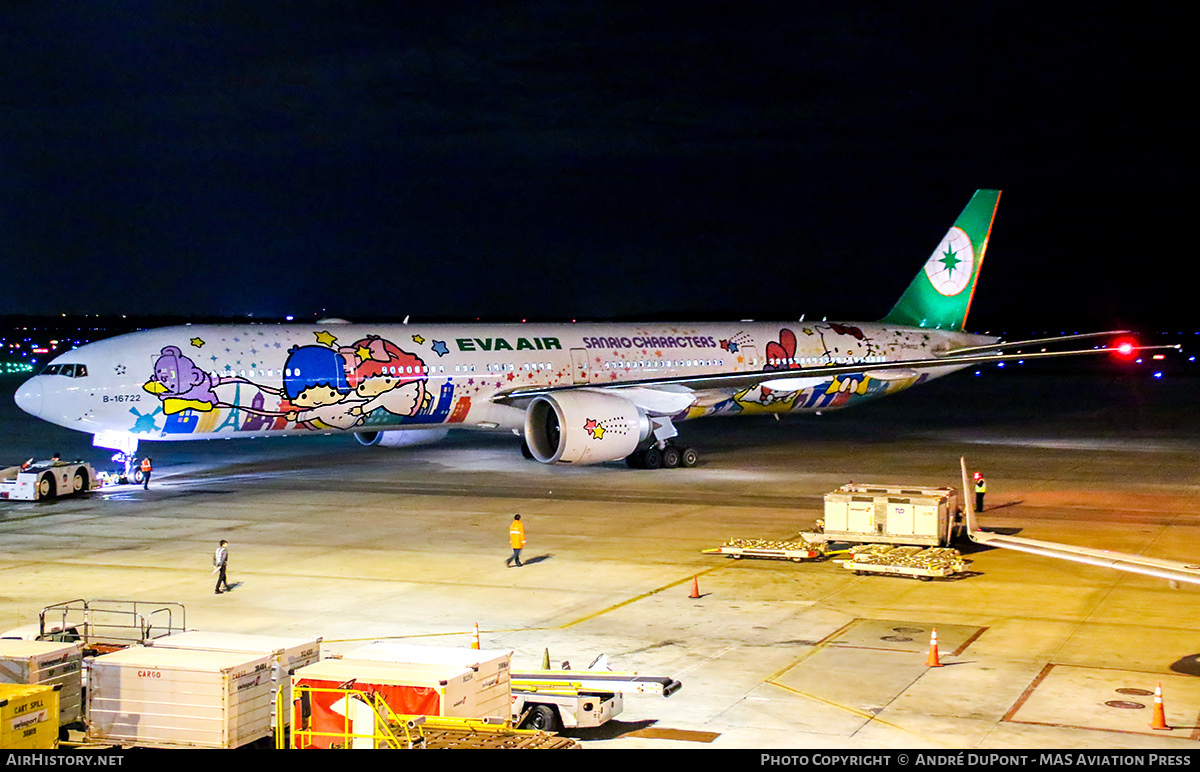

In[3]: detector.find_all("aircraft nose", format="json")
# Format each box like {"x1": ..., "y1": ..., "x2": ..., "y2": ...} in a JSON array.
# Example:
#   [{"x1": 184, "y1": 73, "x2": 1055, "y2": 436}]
[{"x1": 14, "y1": 378, "x2": 43, "y2": 417}]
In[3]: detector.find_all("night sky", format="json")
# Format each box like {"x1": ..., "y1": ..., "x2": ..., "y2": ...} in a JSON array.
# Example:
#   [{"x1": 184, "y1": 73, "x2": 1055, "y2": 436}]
[{"x1": 1, "y1": 3, "x2": 1189, "y2": 329}]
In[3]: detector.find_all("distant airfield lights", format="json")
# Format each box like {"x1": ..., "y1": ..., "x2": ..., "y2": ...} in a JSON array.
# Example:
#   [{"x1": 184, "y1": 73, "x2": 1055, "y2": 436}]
[{"x1": 0, "y1": 360, "x2": 35, "y2": 375}]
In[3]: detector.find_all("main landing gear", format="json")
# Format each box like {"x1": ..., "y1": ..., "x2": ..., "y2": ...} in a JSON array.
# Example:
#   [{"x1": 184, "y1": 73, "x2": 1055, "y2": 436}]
[{"x1": 625, "y1": 442, "x2": 699, "y2": 470}]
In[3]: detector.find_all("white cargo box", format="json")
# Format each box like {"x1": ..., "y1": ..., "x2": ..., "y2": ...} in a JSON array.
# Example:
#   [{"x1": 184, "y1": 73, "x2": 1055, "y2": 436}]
[
  {"x1": 148, "y1": 630, "x2": 322, "y2": 730},
  {"x1": 86, "y1": 645, "x2": 274, "y2": 748},
  {"x1": 342, "y1": 642, "x2": 511, "y2": 720},
  {"x1": 149, "y1": 630, "x2": 321, "y2": 672},
  {"x1": 824, "y1": 484, "x2": 958, "y2": 547},
  {"x1": 147, "y1": 629, "x2": 321, "y2": 729},
  {"x1": 0, "y1": 639, "x2": 84, "y2": 727}
]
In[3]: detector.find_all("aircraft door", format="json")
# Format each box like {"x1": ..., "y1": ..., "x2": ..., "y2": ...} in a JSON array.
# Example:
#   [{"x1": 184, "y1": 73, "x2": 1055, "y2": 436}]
[
  {"x1": 570, "y1": 349, "x2": 591, "y2": 385},
  {"x1": 742, "y1": 346, "x2": 759, "y2": 371}
]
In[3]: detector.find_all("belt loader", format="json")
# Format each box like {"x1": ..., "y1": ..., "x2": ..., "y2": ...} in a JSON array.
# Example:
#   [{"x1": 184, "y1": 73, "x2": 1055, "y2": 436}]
[{"x1": 510, "y1": 669, "x2": 682, "y2": 732}]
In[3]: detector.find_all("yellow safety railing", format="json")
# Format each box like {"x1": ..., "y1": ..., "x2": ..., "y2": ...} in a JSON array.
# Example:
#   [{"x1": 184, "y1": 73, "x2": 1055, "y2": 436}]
[
  {"x1": 279, "y1": 683, "x2": 571, "y2": 749},
  {"x1": 275, "y1": 685, "x2": 285, "y2": 749},
  {"x1": 284, "y1": 683, "x2": 410, "y2": 749}
]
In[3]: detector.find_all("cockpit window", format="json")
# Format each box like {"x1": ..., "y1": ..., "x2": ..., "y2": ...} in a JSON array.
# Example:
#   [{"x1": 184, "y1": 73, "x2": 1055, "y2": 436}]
[{"x1": 39, "y1": 363, "x2": 87, "y2": 378}]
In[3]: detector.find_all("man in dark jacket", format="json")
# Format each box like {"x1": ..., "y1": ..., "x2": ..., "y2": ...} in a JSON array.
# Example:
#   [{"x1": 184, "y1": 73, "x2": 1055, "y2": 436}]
[{"x1": 214, "y1": 540, "x2": 231, "y2": 593}]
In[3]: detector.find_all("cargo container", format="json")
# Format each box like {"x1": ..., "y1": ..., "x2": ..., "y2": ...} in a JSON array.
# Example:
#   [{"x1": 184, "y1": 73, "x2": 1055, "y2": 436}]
[
  {"x1": 86, "y1": 645, "x2": 274, "y2": 748},
  {"x1": 823, "y1": 484, "x2": 959, "y2": 547},
  {"x1": 341, "y1": 642, "x2": 511, "y2": 720},
  {"x1": 0, "y1": 683, "x2": 61, "y2": 749},
  {"x1": 147, "y1": 630, "x2": 321, "y2": 731},
  {"x1": 0, "y1": 639, "x2": 84, "y2": 729},
  {"x1": 291, "y1": 657, "x2": 502, "y2": 749}
]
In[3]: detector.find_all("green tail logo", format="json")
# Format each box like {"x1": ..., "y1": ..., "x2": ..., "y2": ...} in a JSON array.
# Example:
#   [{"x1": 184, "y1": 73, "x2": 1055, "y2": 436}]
[{"x1": 882, "y1": 189, "x2": 1001, "y2": 331}]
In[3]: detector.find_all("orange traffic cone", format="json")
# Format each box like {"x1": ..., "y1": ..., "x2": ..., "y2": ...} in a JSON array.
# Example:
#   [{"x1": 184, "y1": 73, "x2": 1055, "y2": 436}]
[
  {"x1": 1150, "y1": 683, "x2": 1170, "y2": 730},
  {"x1": 925, "y1": 628, "x2": 943, "y2": 667},
  {"x1": 689, "y1": 576, "x2": 701, "y2": 599},
  {"x1": 471, "y1": 622, "x2": 480, "y2": 650}
]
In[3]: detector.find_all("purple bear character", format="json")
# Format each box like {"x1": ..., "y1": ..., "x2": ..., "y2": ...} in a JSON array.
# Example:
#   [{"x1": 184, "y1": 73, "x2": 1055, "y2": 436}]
[{"x1": 144, "y1": 345, "x2": 220, "y2": 414}]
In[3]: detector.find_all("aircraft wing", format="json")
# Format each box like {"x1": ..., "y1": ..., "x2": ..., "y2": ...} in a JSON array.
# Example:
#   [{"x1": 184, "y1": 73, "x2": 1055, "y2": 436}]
[
  {"x1": 970, "y1": 532, "x2": 1200, "y2": 587},
  {"x1": 493, "y1": 332, "x2": 1178, "y2": 405},
  {"x1": 959, "y1": 458, "x2": 1200, "y2": 587}
]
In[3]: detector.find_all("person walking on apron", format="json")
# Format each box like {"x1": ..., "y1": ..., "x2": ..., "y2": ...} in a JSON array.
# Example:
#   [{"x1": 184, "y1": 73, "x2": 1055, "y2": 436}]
[
  {"x1": 213, "y1": 540, "x2": 231, "y2": 593},
  {"x1": 506, "y1": 514, "x2": 526, "y2": 568}
]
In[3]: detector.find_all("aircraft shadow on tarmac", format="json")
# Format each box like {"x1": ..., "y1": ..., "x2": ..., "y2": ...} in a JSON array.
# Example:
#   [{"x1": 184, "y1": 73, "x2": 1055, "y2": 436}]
[
  {"x1": 1170, "y1": 654, "x2": 1200, "y2": 677},
  {"x1": 953, "y1": 526, "x2": 1026, "y2": 555},
  {"x1": 978, "y1": 499, "x2": 1025, "y2": 512}
]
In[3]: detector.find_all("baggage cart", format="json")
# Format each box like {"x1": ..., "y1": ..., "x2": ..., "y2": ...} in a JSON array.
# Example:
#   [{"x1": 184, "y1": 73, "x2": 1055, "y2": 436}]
[
  {"x1": 835, "y1": 544, "x2": 970, "y2": 580},
  {"x1": 704, "y1": 537, "x2": 824, "y2": 562}
]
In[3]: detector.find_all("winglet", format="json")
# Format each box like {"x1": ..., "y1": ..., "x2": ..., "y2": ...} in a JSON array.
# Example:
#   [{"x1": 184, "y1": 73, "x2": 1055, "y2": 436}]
[{"x1": 883, "y1": 189, "x2": 1001, "y2": 331}]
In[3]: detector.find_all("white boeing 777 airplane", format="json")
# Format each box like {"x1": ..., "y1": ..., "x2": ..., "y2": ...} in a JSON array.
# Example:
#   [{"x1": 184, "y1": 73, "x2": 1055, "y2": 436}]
[{"x1": 13, "y1": 190, "x2": 1168, "y2": 468}]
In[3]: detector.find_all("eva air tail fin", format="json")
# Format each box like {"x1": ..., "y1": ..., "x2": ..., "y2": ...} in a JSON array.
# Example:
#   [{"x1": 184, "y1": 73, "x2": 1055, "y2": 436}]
[{"x1": 882, "y1": 189, "x2": 1001, "y2": 331}]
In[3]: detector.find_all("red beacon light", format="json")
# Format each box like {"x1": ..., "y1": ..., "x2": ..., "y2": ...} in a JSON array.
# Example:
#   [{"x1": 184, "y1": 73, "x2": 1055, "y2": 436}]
[{"x1": 1111, "y1": 337, "x2": 1139, "y2": 360}]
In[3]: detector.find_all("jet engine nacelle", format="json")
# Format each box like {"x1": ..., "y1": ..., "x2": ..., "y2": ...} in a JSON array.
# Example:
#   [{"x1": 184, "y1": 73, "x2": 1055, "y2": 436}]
[
  {"x1": 354, "y1": 428, "x2": 450, "y2": 448},
  {"x1": 524, "y1": 391, "x2": 649, "y2": 464}
]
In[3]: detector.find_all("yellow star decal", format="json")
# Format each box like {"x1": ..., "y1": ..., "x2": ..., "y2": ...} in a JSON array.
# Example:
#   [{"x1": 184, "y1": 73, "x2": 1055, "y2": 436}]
[
  {"x1": 592, "y1": 424, "x2": 605, "y2": 440},
  {"x1": 356, "y1": 345, "x2": 373, "y2": 361},
  {"x1": 412, "y1": 334, "x2": 425, "y2": 345},
  {"x1": 190, "y1": 337, "x2": 205, "y2": 348},
  {"x1": 314, "y1": 330, "x2": 338, "y2": 347}
]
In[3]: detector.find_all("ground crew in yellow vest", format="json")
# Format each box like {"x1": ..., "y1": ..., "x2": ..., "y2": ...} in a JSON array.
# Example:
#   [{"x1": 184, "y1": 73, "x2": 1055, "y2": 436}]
[
  {"x1": 974, "y1": 472, "x2": 987, "y2": 512},
  {"x1": 506, "y1": 514, "x2": 526, "y2": 568},
  {"x1": 140, "y1": 457, "x2": 153, "y2": 490}
]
